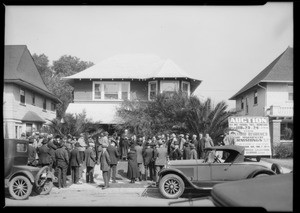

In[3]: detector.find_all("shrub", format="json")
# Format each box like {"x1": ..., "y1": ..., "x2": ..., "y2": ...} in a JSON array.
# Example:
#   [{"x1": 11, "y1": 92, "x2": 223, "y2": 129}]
[{"x1": 273, "y1": 143, "x2": 293, "y2": 158}]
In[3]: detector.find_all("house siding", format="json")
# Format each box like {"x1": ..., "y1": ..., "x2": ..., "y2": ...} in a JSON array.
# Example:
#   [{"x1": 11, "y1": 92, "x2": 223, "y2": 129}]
[
  {"x1": 266, "y1": 82, "x2": 293, "y2": 108},
  {"x1": 235, "y1": 86, "x2": 266, "y2": 116}
]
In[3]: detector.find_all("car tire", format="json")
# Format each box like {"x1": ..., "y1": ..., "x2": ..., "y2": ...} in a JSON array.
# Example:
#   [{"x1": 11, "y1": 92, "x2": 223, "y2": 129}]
[
  {"x1": 159, "y1": 174, "x2": 185, "y2": 199},
  {"x1": 9, "y1": 175, "x2": 33, "y2": 200}
]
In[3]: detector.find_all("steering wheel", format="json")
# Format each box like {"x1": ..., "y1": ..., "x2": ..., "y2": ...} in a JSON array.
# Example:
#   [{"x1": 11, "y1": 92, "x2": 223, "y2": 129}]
[{"x1": 213, "y1": 156, "x2": 222, "y2": 163}]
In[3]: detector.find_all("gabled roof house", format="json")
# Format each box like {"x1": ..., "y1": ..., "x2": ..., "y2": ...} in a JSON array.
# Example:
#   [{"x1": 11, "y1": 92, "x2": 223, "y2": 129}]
[
  {"x1": 4, "y1": 45, "x2": 61, "y2": 138},
  {"x1": 63, "y1": 54, "x2": 201, "y2": 125}
]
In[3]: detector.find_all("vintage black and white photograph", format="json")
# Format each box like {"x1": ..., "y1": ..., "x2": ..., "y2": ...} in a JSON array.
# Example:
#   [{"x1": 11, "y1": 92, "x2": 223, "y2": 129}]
[{"x1": 3, "y1": 3, "x2": 293, "y2": 209}]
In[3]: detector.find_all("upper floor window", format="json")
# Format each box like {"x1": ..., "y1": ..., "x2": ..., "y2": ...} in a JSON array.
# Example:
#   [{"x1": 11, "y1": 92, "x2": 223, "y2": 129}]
[
  {"x1": 254, "y1": 90, "x2": 258, "y2": 105},
  {"x1": 288, "y1": 84, "x2": 293, "y2": 100},
  {"x1": 51, "y1": 102, "x2": 56, "y2": 111},
  {"x1": 20, "y1": 88, "x2": 25, "y2": 104},
  {"x1": 148, "y1": 81, "x2": 158, "y2": 101},
  {"x1": 160, "y1": 80, "x2": 179, "y2": 97},
  {"x1": 32, "y1": 93, "x2": 35, "y2": 105},
  {"x1": 43, "y1": 98, "x2": 46, "y2": 110},
  {"x1": 93, "y1": 81, "x2": 130, "y2": 101},
  {"x1": 181, "y1": 81, "x2": 190, "y2": 96}
]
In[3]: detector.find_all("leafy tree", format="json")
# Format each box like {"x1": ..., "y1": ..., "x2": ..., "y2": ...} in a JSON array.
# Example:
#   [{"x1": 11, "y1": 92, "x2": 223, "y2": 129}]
[
  {"x1": 116, "y1": 92, "x2": 237, "y2": 142},
  {"x1": 33, "y1": 53, "x2": 94, "y2": 118}
]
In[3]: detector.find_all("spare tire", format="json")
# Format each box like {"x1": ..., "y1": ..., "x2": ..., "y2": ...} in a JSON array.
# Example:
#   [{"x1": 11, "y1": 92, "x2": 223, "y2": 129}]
[{"x1": 271, "y1": 163, "x2": 283, "y2": 174}]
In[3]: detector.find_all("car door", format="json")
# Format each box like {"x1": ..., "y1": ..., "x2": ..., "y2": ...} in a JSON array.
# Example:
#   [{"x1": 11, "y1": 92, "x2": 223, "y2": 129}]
[
  {"x1": 210, "y1": 163, "x2": 252, "y2": 181},
  {"x1": 194, "y1": 160, "x2": 212, "y2": 187}
]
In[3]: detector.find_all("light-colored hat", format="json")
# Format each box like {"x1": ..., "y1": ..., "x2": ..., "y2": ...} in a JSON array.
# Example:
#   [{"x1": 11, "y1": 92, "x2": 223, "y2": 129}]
[{"x1": 89, "y1": 143, "x2": 95, "y2": 147}]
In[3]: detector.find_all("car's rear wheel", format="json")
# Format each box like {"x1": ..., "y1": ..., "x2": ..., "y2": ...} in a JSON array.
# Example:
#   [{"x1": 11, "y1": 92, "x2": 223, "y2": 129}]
[
  {"x1": 9, "y1": 176, "x2": 33, "y2": 200},
  {"x1": 159, "y1": 174, "x2": 185, "y2": 199}
]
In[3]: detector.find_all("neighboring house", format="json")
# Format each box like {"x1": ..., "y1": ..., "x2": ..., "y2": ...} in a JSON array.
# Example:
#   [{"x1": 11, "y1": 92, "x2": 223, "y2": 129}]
[
  {"x1": 63, "y1": 54, "x2": 201, "y2": 125},
  {"x1": 229, "y1": 47, "x2": 293, "y2": 146},
  {"x1": 3, "y1": 45, "x2": 61, "y2": 138}
]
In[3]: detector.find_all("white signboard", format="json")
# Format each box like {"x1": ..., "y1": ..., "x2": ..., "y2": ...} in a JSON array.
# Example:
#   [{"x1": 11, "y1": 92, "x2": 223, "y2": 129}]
[{"x1": 228, "y1": 116, "x2": 272, "y2": 156}]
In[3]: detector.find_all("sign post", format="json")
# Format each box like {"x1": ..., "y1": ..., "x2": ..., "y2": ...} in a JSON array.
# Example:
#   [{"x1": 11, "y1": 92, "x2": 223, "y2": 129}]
[{"x1": 228, "y1": 116, "x2": 272, "y2": 159}]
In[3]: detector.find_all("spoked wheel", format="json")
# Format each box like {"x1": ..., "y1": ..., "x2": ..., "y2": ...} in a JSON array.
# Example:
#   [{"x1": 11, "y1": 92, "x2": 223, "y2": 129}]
[
  {"x1": 9, "y1": 176, "x2": 33, "y2": 200},
  {"x1": 34, "y1": 166, "x2": 53, "y2": 195},
  {"x1": 159, "y1": 174, "x2": 185, "y2": 199}
]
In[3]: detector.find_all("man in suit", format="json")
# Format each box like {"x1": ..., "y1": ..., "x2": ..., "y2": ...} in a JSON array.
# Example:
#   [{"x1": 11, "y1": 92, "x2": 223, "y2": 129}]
[
  {"x1": 154, "y1": 141, "x2": 168, "y2": 185},
  {"x1": 70, "y1": 142, "x2": 82, "y2": 184},
  {"x1": 55, "y1": 141, "x2": 69, "y2": 188},
  {"x1": 134, "y1": 137, "x2": 144, "y2": 181},
  {"x1": 178, "y1": 134, "x2": 186, "y2": 151},
  {"x1": 107, "y1": 141, "x2": 120, "y2": 183},
  {"x1": 198, "y1": 133, "x2": 205, "y2": 159},
  {"x1": 37, "y1": 138, "x2": 52, "y2": 167},
  {"x1": 98, "y1": 144, "x2": 111, "y2": 189},
  {"x1": 84, "y1": 142, "x2": 96, "y2": 184},
  {"x1": 28, "y1": 137, "x2": 37, "y2": 166},
  {"x1": 142, "y1": 142, "x2": 154, "y2": 181}
]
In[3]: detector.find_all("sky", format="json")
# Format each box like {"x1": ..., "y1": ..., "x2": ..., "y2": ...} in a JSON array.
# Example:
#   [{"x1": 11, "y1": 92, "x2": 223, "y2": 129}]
[{"x1": 5, "y1": 3, "x2": 293, "y2": 109}]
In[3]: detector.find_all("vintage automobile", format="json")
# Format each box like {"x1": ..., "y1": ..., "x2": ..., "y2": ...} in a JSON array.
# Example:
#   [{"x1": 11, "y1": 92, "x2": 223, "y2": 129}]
[
  {"x1": 158, "y1": 145, "x2": 283, "y2": 199},
  {"x1": 4, "y1": 138, "x2": 55, "y2": 200}
]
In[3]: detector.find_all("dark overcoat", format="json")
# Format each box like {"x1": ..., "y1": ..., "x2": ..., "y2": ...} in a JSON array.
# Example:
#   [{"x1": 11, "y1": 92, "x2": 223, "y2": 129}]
[
  {"x1": 142, "y1": 147, "x2": 154, "y2": 166},
  {"x1": 107, "y1": 145, "x2": 120, "y2": 165},
  {"x1": 99, "y1": 149, "x2": 111, "y2": 172},
  {"x1": 127, "y1": 149, "x2": 139, "y2": 179},
  {"x1": 55, "y1": 146, "x2": 69, "y2": 167},
  {"x1": 134, "y1": 145, "x2": 143, "y2": 164},
  {"x1": 85, "y1": 147, "x2": 96, "y2": 167},
  {"x1": 37, "y1": 144, "x2": 52, "y2": 165},
  {"x1": 70, "y1": 148, "x2": 81, "y2": 167}
]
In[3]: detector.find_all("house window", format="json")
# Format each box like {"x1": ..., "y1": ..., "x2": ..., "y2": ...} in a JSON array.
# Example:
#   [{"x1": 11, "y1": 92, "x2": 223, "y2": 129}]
[
  {"x1": 148, "y1": 81, "x2": 158, "y2": 101},
  {"x1": 246, "y1": 98, "x2": 249, "y2": 114},
  {"x1": 254, "y1": 90, "x2": 258, "y2": 105},
  {"x1": 32, "y1": 93, "x2": 35, "y2": 105},
  {"x1": 43, "y1": 98, "x2": 47, "y2": 110},
  {"x1": 288, "y1": 84, "x2": 293, "y2": 100},
  {"x1": 160, "y1": 80, "x2": 179, "y2": 97},
  {"x1": 20, "y1": 88, "x2": 25, "y2": 104},
  {"x1": 93, "y1": 82, "x2": 130, "y2": 100},
  {"x1": 181, "y1": 81, "x2": 190, "y2": 96},
  {"x1": 51, "y1": 102, "x2": 56, "y2": 111}
]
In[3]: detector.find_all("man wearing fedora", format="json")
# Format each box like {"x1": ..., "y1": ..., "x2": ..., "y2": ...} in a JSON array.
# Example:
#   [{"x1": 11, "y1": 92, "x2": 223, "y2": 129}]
[
  {"x1": 37, "y1": 138, "x2": 52, "y2": 167},
  {"x1": 85, "y1": 142, "x2": 97, "y2": 184},
  {"x1": 98, "y1": 143, "x2": 111, "y2": 189},
  {"x1": 107, "y1": 140, "x2": 120, "y2": 183},
  {"x1": 55, "y1": 140, "x2": 69, "y2": 188},
  {"x1": 142, "y1": 141, "x2": 154, "y2": 181},
  {"x1": 70, "y1": 142, "x2": 82, "y2": 184},
  {"x1": 154, "y1": 140, "x2": 168, "y2": 185}
]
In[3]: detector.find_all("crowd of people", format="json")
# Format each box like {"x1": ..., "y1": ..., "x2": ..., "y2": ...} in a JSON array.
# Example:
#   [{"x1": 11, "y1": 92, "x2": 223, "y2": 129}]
[{"x1": 22, "y1": 129, "x2": 235, "y2": 189}]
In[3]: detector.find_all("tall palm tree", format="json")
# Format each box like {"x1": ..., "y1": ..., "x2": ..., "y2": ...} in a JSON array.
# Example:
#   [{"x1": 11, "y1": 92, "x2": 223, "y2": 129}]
[{"x1": 185, "y1": 96, "x2": 237, "y2": 144}]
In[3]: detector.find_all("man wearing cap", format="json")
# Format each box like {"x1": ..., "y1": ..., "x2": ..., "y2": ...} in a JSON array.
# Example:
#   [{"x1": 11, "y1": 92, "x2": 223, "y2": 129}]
[
  {"x1": 85, "y1": 142, "x2": 97, "y2": 184},
  {"x1": 154, "y1": 140, "x2": 168, "y2": 185},
  {"x1": 37, "y1": 138, "x2": 52, "y2": 167},
  {"x1": 70, "y1": 142, "x2": 82, "y2": 184},
  {"x1": 107, "y1": 141, "x2": 120, "y2": 183}
]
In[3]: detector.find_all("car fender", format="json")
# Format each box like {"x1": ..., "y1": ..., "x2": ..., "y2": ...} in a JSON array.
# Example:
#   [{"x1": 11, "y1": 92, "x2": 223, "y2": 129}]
[
  {"x1": 247, "y1": 169, "x2": 276, "y2": 178},
  {"x1": 159, "y1": 168, "x2": 207, "y2": 190},
  {"x1": 9, "y1": 170, "x2": 35, "y2": 184}
]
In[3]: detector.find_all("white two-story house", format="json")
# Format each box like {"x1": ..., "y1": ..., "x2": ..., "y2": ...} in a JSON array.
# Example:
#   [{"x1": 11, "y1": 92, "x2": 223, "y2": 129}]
[
  {"x1": 63, "y1": 54, "x2": 201, "y2": 129},
  {"x1": 229, "y1": 47, "x2": 293, "y2": 146},
  {"x1": 3, "y1": 45, "x2": 61, "y2": 138}
]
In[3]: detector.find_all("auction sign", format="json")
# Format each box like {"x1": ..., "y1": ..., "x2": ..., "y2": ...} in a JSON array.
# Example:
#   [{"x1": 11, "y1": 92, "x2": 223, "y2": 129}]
[{"x1": 228, "y1": 116, "x2": 272, "y2": 156}]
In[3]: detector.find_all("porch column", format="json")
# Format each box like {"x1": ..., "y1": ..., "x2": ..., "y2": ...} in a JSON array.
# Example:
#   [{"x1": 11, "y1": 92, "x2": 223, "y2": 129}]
[{"x1": 270, "y1": 119, "x2": 282, "y2": 157}]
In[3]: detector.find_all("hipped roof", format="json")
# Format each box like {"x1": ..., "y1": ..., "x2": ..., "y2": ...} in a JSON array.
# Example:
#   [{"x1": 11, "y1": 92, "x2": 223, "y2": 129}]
[
  {"x1": 63, "y1": 54, "x2": 201, "y2": 82},
  {"x1": 229, "y1": 47, "x2": 293, "y2": 100},
  {"x1": 4, "y1": 45, "x2": 61, "y2": 103},
  {"x1": 22, "y1": 111, "x2": 46, "y2": 123}
]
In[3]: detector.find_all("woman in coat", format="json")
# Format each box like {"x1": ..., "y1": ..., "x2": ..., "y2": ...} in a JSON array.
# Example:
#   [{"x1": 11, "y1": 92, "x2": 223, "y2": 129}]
[{"x1": 127, "y1": 147, "x2": 139, "y2": 183}]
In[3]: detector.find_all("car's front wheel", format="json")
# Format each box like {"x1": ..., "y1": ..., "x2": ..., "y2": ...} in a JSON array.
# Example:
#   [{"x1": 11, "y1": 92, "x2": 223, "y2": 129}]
[
  {"x1": 159, "y1": 174, "x2": 185, "y2": 199},
  {"x1": 9, "y1": 176, "x2": 33, "y2": 200}
]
